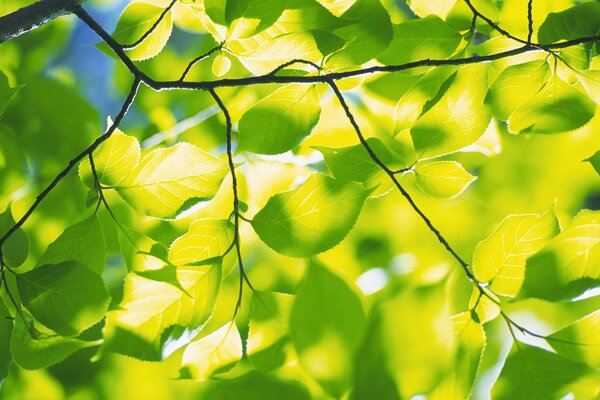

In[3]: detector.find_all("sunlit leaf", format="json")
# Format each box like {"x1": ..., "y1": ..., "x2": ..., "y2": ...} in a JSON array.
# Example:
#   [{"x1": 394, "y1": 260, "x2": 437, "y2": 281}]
[
  {"x1": 519, "y1": 210, "x2": 600, "y2": 301},
  {"x1": 407, "y1": 0, "x2": 458, "y2": 19},
  {"x1": 290, "y1": 260, "x2": 366, "y2": 397},
  {"x1": 37, "y1": 215, "x2": 106, "y2": 274},
  {"x1": 10, "y1": 314, "x2": 98, "y2": 370},
  {"x1": 508, "y1": 75, "x2": 596, "y2": 134},
  {"x1": 414, "y1": 161, "x2": 476, "y2": 198},
  {"x1": 251, "y1": 174, "x2": 370, "y2": 257},
  {"x1": 491, "y1": 345, "x2": 590, "y2": 400},
  {"x1": 0, "y1": 299, "x2": 12, "y2": 387},
  {"x1": 315, "y1": 0, "x2": 356, "y2": 17},
  {"x1": 473, "y1": 209, "x2": 559, "y2": 297},
  {"x1": 17, "y1": 261, "x2": 110, "y2": 336},
  {"x1": 0, "y1": 204, "x2": 28, "y2": 268},
  {"x1": 538, "y1": 3, "x2": 600, "y2": 45},
  {"x1": 212, "y1": 53, "x2": 232, "y2": 77},
  {"x1": 548, "y1": 310, "x2": 600, "y2": 368},
  {"x1": 116, "y1": 143, "x2": 229, "y2": 219},
  {"x1": 225, "y1": 0, "x2": 287, "y2": 38},
  {"x1": 378, "y1": 16, "x2": 461, "y2": 66},
  {"x1": 411, "y1": 63, "x2": 491, "y2": 158},
  {"x1": 238, "y1": 84, "x2": 321, "y2": 155},
  {"x1": 100, "y1": 264, "x2": 220, "y2": 360},
  {"x1": 180, "y1": 322, "x2": 242, "y2": 380}
]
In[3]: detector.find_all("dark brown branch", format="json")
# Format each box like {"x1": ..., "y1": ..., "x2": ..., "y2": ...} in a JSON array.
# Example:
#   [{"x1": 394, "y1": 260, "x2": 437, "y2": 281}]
[
  {"x1": 527, "y1": 0, "x2": 534, "y2": 44},
  {"x1": 121, "y1": 0, "x2": 177, "y2": 50},
  {"x1": 0, "y1": 0, "x2": 83, "y2": 43},
  {"x1": 463, "y1": 0, "x2": 530, "y2": 45},
  {"x1": 0, "y1": 78, "x2": 140, "y2": 247},
  {"x1": 179, "y1": 44, "x2": 223, "y2": 82}
]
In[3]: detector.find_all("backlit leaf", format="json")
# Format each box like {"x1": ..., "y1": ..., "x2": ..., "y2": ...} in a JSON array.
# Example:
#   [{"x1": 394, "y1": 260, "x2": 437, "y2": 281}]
[
  {"x1": 407, "y1": 0, "x2": 458, "y2": 19},
  {"x1": 0, "y1": 299, "x2": 12, "y2": 387},
  {"x1": 538, "y1": 3, "x2": 600, "y2": 45},
  {"x1": 414, "y1": 161, "x2": 476, "y2": 199},
  {"x1": 549, "y1": 310, "x2": 600, "y2": 368},
  {"x1": 0, "y1": 204, "x2": 28, "y2": 268},
  {"x1": 225, "y1": 0, "x2": 287, "y2": 38},
  {"x1": 251, "y1": 174, "x2": 370, "y2": 257},
  {"x1": 585, "y1": 150, "x2": 600, "y2": 175}
]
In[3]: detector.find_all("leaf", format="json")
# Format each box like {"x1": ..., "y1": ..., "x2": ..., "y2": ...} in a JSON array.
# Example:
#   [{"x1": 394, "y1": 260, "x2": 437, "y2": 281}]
[
  {"x1": 207, "y1": 370, "x2": 311, "y2": 400},
  {"x1": 110, "y1": 1, "x2": 174, "y2": 61},
  {"x1": 100, "y1": 264, "x2": 220, "y2": 360},
  {"x1": 472, "y1": 210, "x2": 559, "y2": 297},
  {"x1": 411, "y1": 63, "x2": 491, "y2": 159},
  {"x1": 485, "y1": 60, "x2": 551, "y2": 121},
  {"x1": 431, "y1": 312, "x2": 485, "y2": 400},
  {"x1": 315, "y1": 0, "x2": 356, "y2": 17},
  {"x1": 79, "y1": 125, "x2": 140, "y2": 188},
  {"x1": 0, "y1": 299, "x2": 12, "y2": 386},
  {"x1": 116, "y1": 142, "x2": 229, "y2": 219},
  {"x1": 314, "y1": 137, "x2": 411, "y2": 186},
  {"x1": 0, "y1": 204, "x2": 29, "y2": 268},
  {"x1": 519, "y1": 210, "x2": 600, "y2": 301},
  {"x1": 491, "y1": 345, "x2": 590, "y2": 400},
  {"x1": 508, "y1": 75, "x2": 596, "y2": 134},
  {"x1": 247, "y1": 291, "x2": 293, "y2": 371},
  {"x1": 10, "y1": 314, "x2": 98, "y2": 370},
  {"x1": 414, "y1": 161, "x2": 476, "y2": 198},
  {"x1": 238, "y1": 84, "x2": 321, "y2": 155},
  {"x1": 212, "y1": 53, "x2": 232, "y2": 77},
  {"x1": 290, "y1": 260, "x2": 366, "y2": 397},
  {"x1": 585, "y1": 150, "x2": 600, "y2": 176},
  {"x1": 407, "y1": 0, "x2": 458, "y2": 19},
  {"x1": 179, "y1": 322, "x2": 243, "y2": 380},
  {"x1": 17, "y1": 261, "x2": 110, "y2": 336},
  {"x1": 377, "y1": 16, "x2": 461, "y2": 66},
  {"x1": 37, "y1": 215, "x2": 106, "y2": 274},
  {"x1": 548, "y1": 310, "x2": 600, "y2": 368},
  {"x1": 0, "y1": 72, "x2": 20, "y2": 120},
  {"x1": 225, "y1": 0, "x2": 287, "y2": 38},
  {"x1": 538, "y1": 3, "x2": 600, "y2": 45},
  {"x1": 251, "y1": 174, "x2": 370, "y2": 257}
]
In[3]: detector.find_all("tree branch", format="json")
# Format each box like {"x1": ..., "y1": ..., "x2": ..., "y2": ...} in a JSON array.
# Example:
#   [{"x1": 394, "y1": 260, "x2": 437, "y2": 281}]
[{"x1": 0, "y1": 0, "x2": 83, "y2": 43}]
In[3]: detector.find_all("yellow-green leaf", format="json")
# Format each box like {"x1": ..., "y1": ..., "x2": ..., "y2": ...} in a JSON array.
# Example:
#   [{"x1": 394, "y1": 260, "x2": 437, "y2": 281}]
[
  {"x1": 407, "y1": 0, "x2": 458, "y2": 19},
  {"x1": 472, "y1": 210, "x2": 559, "y2": 297},
  {"x1": 212, "y1": 53, "x2": 232, "y2": 77},
  {"x1": 549, "y1": 310, "x2": 600, "y2": 368},
  {"x1": 0, "y1": 204, "x2": 29, "y2": 268},
  {"x1": 414, "y1": 161, "x2": 476, "y2": 198}
]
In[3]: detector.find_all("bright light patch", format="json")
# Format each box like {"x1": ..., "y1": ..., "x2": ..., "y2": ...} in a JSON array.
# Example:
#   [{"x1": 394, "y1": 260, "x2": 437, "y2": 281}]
[{"x1": 356, "y1": 268, "x2": 388, "y2": 295}]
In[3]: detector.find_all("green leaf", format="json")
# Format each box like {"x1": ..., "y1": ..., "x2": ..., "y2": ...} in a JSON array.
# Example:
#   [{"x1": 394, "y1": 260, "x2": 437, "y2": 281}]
[
  {"x1": 485, "y1": 60, "x2": 551, "y2": 121},
  {"x1": 79, "y1": 125, "x2": 140, "y2": 188},
  {"x1": 538, "y1": 3, "x2": 600, "y2": 45},
  {"x1": 17, "y1": 261, "x2": 110, "y2": 336},
  {"x1": 315, "y1": 0, "x2": 356, "y2": 17},
  {"x1": 101, "y1": 264, "x2": 220, "y2": 360},
  {"x1": 414, "y1": 161, "x2": 476, "y2": 198},
  {"x1": 0, "y1": 72, "x2": 20, "y2": 120},
  {"x1": 116, "y1": 142, "x2": 229, "y2": 219},
  {"x1": 0, "y1": 204, "x2": 29, "y2": 268},
  {"x1": 290, "y1": 260, "x2": 366, "y2": 397},
  {"x1": 0, "y1": 299, "x2": 12, "y2": 387},
  {"x1": 238, "y1": 84, "x2": 321, "y2": 155},
  {"x1": 548, "y1": 310, "x2": 600, "y2": 368},
  {"x1": 110, "y1": 1, "x2": 174, "y2": 61},
  {"x1": 508, "y1": 75, "x2": 596, "y2": 134},
  {"x1": 247, "y1": 291, "x2": 293, "y2": 371},
  {"x1": 207, "y1": 370, "x2": 311, "y2": 400},
  {"x1": 314, "y1": 137, "x2": 411, "y2": 186},
  {"x1": 37, "y1": 215, "x2": 106, "y2": 274},
  {"x1": 407, "y1": 0, "x2": 458, "y2": 19},
  {"x1": 225, "y1": 0, "x2": 287, "y2": 38},
  {"x1": 212, "y1": 53, "x2": 232, "y2": 77},
  {"x1": 411, "y1": 63, "x2": 491, "y2": 159},
  {"x1": 491, "y1": 345, "x2": 590, "y2": 400},
  {"x1": 519, "y1": 210, "x2": 600, "y2": 301},
  {"x1": 251, "y1": 174, "x2": 370, "y2": 257},
  {"x1": 472, "y1": 209, "x2": 559, "y2": 297},
  {"x1": 585, "y1": 150, "x2": 600, "y2": 175},
  {"x1": 169, "y1": 218, "x2": 234, "y2": 265},
  {"x1": 431, "y1": 312, "x2": 485, "y2": 400},
  {"x1": 377, "y1": 16, "x2": 461, "y2": 66},
  {"x1": 10, "y1": 314, "x2": 98, "y2": 370},
  {"x1": 179, "y1": 322, "x2": 243, "y2": 380}
]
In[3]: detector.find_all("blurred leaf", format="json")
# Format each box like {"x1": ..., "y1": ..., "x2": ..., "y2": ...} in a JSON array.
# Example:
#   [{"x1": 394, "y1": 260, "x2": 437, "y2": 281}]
[
  {"x1": 585, "y1": 150, "x2": 600, "y2": 175},
  {"x1": 116, "y1": 143, "x2": 229, "y2": 219},
  {"x1": 10, "y1": 314, "x2": 98, "y2": 370},
  {"x1": 207, "y1": 370, "x2": 311, "y2": 400},
  {"x1": 101, "y1": 264, "x2": 220, "y2": 360},
  {"x1": 225, "y1": 0, "x2": 287, "y2": 38},
  {"x1": 549, "y1": 310, "x2": 600, "y2": 368},
  {"x1": 180, "y1": 322, "x2": 242, "y2": 380},
  {"x1": 378, "y1": 16, "x2": 461, "y2": 66},
  {"x1": 508, "y1": 75, "x2": 596, "y2": 134},
  {"x1": 290, "y1": 260, "x2": 366, "y2": 397},
  {"x1": 0, "y1": 299, "x2": 12, "y2": 387},
  {"x1": 0, "y1": 72, "x2": 20, "y2": 120},
  {"x1": 485, "y1": 60, "x2": 550, "y2": 121},
  {"x1": 37, "y1": 215, "x2": 106, "y2": 274},
  {"x1": 238, "y1": 84, "x2": 321, "y2": 155},
  {"x1": 519, "y1": 210, "x2": 600, "y2": 301},
  {"x1": 414, "y1": 160, "x2": 476, "y2": 198},
  {"x1": 252, "y1": 174, "x2": 370, "y2": 257},
  {"x1": 491, "y1": 345, "x2": 590, "y2": 400},
  {"x1": 17, "y1": 261, "x2": 110, "y2": 336},
  {"x1": 0, "y1": 204, "x2": 29, "y2": 268},
  {"x1": 538, "y1": 3, "x2": 600, "y2": 45},
  {"x1": 473, "y1": 209, "x2": 559, "y2": 297},
  {"x1": 407, "y1": 0, "x2": 458, "y2": 19}
]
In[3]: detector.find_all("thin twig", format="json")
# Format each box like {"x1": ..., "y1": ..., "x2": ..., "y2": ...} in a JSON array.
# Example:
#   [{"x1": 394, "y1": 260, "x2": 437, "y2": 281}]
[
  {"x1": 179, "y1": 44, "x2": 223, "y2": 82},
  {"x1": 120, "y1": 0, "x2": 177, "y2": 50},
  {"x1": 527, "y1": 0, "x2": 534, "y2": 44}
]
